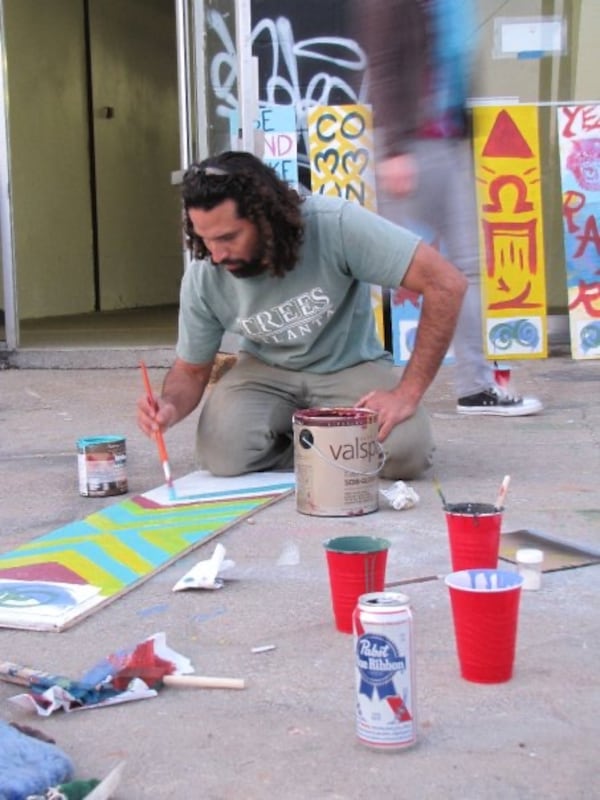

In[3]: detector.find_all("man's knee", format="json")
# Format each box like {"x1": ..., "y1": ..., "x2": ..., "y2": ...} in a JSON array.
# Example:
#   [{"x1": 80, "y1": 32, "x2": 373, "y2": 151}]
[
  {"x1": 380, "y1": 445, "x2": 434, "y2": 480},
  {"x1": 196, "y1": 415, "x2": 245, "y2": 475},
  {"x1": 196, "y1": 411, "x2": 294, "y2": 476},
  {"x1": 380, "y1": 408, "x2": 434, "y2": 480}
]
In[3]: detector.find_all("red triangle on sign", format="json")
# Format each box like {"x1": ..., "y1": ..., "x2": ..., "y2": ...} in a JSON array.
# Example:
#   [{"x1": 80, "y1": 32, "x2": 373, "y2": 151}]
[
  {"x1": 387, "y1": 695, "x2": 412, "y2": 722},
  {"x1": 482, "y1": 110, "x2": 533, "y2": 158}
]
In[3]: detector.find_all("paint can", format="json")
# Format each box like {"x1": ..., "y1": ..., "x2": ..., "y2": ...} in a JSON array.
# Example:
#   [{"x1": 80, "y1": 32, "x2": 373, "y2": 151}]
[
  {"x1": 77, "y1": 436, "x2": 128, "y2": 497},
  {"x1": 292, "y1": 407, "x2": 384, "y2": 517}
]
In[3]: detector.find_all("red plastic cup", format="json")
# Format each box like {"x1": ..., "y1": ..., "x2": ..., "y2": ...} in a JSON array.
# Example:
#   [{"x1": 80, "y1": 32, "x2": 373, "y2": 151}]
[
  {"x1": 323, "y1": 536, "x2": 390, "y2": 634},
  {"x1": 445, "y1": 569, "x2": 524, "y2": 683},
  {"x1": 493, "y1": 364, "x2": 511, "y2": 389},
  {"x1": 445, "y1": 502, "x2": 502, "y2": 572}
]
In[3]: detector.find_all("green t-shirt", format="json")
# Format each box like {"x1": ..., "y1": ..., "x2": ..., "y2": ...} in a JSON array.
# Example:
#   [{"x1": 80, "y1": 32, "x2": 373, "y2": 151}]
[{"x1": 177, "y1": 194, "x2": 420, "y2": 373}]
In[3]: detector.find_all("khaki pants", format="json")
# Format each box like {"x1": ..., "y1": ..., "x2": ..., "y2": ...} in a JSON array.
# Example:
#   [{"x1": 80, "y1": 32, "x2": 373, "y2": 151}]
[{"x1": 196, "y1": 353, "x2": 434, "y2": 479}]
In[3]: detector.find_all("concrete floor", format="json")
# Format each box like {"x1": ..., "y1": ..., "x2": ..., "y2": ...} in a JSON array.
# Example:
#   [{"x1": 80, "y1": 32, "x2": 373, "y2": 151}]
[
  {"x1": 0, "y1": 350, "x2": 599, "y2": 799},
  {"x1": 18, "y1": 306, "x2": 180, "y2": 349}
]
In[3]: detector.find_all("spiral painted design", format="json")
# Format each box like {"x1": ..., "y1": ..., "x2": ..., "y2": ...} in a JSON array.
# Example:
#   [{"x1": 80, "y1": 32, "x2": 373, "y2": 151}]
[
  {"x1": 0, "y1": 582, "x2": 74, "y2": 608},
  {"x1": 580, "y1": 320, "x2": 600, "y2": 352},
  {"x1": 515, "y1": 319, "x2": 540, "y2": 349},
  {"x1": 489, "y1": 322, "x2": 514, "y2": 350},
  {"x1": 490, "y1": 319, "x2": 540, "y2": 351}
]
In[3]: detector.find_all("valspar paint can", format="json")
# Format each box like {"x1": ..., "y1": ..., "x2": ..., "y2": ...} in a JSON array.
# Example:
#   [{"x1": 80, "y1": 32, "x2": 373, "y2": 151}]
[
  {"x1": 292, "y1": 407, "x2": 384, "y2": 517},
  {"x1": 77, "y1": 436, "x2": 128, "y2": 497}
]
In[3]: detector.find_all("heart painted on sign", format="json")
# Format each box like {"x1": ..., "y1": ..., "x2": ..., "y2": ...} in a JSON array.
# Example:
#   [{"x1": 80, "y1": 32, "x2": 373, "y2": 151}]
[
  {"x1": 342, "y1": 149, "x2": 369, "y2": 177},
  {"x1": 314, "y1": 149, "x2": 340, "y2": 176}
]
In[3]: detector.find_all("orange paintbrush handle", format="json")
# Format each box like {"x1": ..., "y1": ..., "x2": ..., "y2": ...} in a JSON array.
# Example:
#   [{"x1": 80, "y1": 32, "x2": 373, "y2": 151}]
[
  {"x1": 140, "y1": 360, "x2": 173, "y2": 488},
  {"x1": 155, "y1": 429, "x2": 169, "y2": 464},
  {"x1": 140, "y1": 360, "x2": 157, "y2": 410},
  {"x1": 140, "y1": 360, "x2": 164, "y2": 435}
]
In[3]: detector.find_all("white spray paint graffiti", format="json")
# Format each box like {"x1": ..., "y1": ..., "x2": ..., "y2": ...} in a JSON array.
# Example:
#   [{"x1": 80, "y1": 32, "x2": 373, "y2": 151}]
[
  {"x1": 205, "y1": 9, "x2": 368, "y2": 178},
  {"x1": 207, "y1": 9, "x2": 238, "y2": 110}
]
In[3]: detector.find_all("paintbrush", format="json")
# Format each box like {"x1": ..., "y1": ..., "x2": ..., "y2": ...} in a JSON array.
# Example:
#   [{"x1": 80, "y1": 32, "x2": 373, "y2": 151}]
[
  {"x1": 494, "y1": 474, "x2": 511, "y2": 510},
  {"x1": 0, "y1": 661, "x2": 119, "y2": 705},
  {"x1": 108, "y1": 638, "x2": 245, "y2": 691},
  {"x1": 139, "y1": 360, "x2": 175, "y2": 499},
  {"x1": 0, "y1": 658, "x2": 244, "y2": 702},
  {"x1": 433, "y1": 475, "x2": 448, "y2": 509}
]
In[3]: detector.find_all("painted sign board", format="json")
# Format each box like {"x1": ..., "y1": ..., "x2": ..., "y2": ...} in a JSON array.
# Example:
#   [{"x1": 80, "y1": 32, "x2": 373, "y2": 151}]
[
  {"x1": 472, "y1": 105, "x2": 548, "y2": 359},
  {"x1": 557, "y1": 103, "x2": 600, "y2": 359}
]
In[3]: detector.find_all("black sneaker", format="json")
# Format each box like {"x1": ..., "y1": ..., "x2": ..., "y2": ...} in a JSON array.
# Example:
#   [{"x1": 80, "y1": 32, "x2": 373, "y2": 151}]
[{"x1": 456, "y1": 386, "x2": 543, "y2": 416}]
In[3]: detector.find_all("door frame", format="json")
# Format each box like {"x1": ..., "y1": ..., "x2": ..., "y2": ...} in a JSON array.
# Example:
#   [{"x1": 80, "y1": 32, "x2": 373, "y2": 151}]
[{"x1": 0, "y1": 0, "x2": 18, "y2": 351}]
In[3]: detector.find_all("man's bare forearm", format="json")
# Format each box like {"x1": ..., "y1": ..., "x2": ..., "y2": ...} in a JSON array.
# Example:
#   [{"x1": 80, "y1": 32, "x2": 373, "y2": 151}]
[
  {"x1": 393, "y1": 243, "x2": 468, "y2": 405},
  {"x1": 399, "y1": 285, "x2": 465, "y2": 402},
  {"x1": 161, "y1": 357, "x2": 214, "y2": 426}
]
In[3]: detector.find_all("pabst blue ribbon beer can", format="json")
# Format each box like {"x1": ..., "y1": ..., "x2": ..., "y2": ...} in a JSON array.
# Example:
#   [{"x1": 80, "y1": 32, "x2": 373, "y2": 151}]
[{"x1": 353, "y1": 591, "x2": 417, "y2": 750}]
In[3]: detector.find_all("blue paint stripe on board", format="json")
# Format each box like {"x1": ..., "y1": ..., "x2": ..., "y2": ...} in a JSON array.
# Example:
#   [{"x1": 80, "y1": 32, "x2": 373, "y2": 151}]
[
  {"x1": 96, "y1": 496, "x2": 280, "y2": 525},
  {"x1": 0, "y1": 523, "x2": 221, "y2": 567},
  {"x1": 0, "y1": 501, "x2": 270, "y2": 565},
  {"x1": 0, "y1": 510, "x2": 244, "y2": 562},
  {"x1": 517, "y1": 50, "x2": 546, "y2": 59},
  {"x1": 172, "y1": 482, "x2": 295, "y2": 502}
]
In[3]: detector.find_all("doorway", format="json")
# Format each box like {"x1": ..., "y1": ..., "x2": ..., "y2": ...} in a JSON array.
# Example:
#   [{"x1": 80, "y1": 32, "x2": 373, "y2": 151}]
[{"x1": 0, "y1": 0, "x2": 182, "y2": 353}]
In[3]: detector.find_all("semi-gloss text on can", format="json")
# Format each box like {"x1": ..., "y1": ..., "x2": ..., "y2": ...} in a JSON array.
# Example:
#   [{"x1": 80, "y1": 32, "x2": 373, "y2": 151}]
[
  {"x1": 353, "y1": 591, "x2": 417, "y2": 750},
  {"x1": 77, "y1": 436, "x2": 128, "y2": 497}
]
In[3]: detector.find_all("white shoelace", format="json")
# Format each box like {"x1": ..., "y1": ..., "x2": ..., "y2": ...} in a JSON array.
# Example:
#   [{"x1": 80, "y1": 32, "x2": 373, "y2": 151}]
[{"x1": 491, "y1": 384, "x2": 523, "y2": 404}]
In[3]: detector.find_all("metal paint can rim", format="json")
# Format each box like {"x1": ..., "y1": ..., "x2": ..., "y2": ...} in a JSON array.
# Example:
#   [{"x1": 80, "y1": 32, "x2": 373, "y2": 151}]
[
  {"x1": 292, "y1": 407, "x2": 378, "y2": 426},
  {"x1": 76, "y1": 434, "x2": 126, "y2": 447}
]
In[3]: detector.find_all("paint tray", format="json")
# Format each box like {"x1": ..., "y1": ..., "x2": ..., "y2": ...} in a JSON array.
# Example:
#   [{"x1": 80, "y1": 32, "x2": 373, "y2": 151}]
[{"x1": 499, "y1": 529, "x2": 600, "y2": 572}]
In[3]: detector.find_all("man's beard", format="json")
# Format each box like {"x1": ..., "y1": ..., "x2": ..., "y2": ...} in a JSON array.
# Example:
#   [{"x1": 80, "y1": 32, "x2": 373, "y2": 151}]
[{"x1": 214, "y1": 257, "x2": 266, "y2": 279}]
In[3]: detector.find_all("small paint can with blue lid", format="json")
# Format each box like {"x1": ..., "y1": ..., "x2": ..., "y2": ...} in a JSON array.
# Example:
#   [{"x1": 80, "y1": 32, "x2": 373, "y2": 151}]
[{"x1": 77, "y1": 435, "x2": 128, "y2": 497}]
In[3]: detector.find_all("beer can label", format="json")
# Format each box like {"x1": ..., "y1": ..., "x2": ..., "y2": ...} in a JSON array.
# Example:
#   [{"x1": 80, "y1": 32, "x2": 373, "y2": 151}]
[{"x1": 354, "y1": 594, "x2": 417, "y2": 749}]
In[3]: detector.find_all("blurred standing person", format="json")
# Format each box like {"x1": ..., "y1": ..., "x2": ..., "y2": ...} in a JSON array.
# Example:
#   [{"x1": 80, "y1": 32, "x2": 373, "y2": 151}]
[{"x1": 353, "y1": 0, "x2": 542, "y2": 415}]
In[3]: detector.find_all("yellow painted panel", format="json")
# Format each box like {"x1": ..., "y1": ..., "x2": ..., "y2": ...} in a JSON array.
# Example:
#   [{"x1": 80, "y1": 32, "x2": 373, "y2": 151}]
[
  {"x1": 472, "y1": 106, "x2": 548, "y2": 359},
  {"x1": 307, "y1": 104, "x2": 383, "y2": 343}
]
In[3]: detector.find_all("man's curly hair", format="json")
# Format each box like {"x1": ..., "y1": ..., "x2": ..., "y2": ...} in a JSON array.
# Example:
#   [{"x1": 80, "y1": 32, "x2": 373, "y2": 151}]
[{"x1": 182, "y1": 151, "x2": 305, "y2": 278}]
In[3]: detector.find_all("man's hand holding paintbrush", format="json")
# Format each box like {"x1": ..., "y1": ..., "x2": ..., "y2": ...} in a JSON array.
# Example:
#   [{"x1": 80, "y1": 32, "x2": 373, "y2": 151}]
[
  {"x1": 136, "y1": 358, "x2": 215, "y2": 472},
  {"x1": 137, "y1": 361, "x2": 179, "y2": 497},
  {"x1": 136, "y1": 373, "x2": 177, "y2": 437}
]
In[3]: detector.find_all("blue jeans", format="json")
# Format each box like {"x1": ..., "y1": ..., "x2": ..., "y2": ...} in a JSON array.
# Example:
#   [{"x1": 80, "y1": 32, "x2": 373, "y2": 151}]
[{"x1": 377, "y1": 137, "x2": 494, "y2": 398}]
